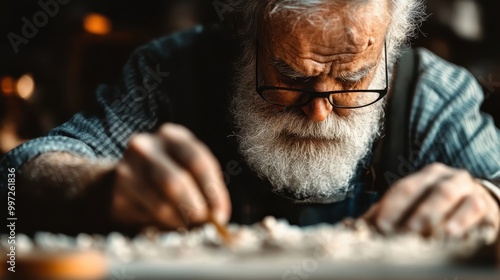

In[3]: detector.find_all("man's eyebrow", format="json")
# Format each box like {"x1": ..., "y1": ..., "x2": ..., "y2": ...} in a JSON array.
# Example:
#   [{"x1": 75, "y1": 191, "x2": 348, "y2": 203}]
[
  {"x1": 337, "y1": 63, "x2": 377, "y2": 82},
  {"x1": 271, "y1": 59, "x2": 377, "y2": 82},
  {"x1": 271, "y1": 59, "x2": 309, "y2": 79}
]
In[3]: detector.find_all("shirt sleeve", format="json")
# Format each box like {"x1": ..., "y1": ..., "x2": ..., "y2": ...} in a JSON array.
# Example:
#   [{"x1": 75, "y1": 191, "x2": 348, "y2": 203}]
[
  {"x1": 0, "y1": 26, "x2": 207, "y2": 190},
  {"x1": 410, "y1": 48, "x2": 500, "y2": 182}
]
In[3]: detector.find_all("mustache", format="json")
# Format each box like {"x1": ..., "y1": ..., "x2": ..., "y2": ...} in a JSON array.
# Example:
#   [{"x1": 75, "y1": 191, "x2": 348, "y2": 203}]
[{"x1": 244, "y1": 103, "x2": 381, "y2": 142}]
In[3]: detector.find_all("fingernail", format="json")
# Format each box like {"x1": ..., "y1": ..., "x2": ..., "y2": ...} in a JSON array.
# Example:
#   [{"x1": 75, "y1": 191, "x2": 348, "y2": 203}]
[{"x1": 447, "y1": 221, "x2": 461, "y2": 237}]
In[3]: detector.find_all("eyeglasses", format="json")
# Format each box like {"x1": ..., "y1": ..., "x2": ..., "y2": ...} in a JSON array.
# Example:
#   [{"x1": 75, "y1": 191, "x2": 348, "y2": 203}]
[{"x1": 255, "y1": 40, "x2": 389, "y2": 109}]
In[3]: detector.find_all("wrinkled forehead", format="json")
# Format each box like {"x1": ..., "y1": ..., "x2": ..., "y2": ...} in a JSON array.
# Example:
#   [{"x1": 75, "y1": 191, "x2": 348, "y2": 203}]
[{"x1": 259, "y1": 0, "x2": 391, "y2": 59}]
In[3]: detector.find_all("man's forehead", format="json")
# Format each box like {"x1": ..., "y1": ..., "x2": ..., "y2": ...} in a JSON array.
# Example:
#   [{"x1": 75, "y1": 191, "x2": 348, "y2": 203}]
[
  {"x1": 259, "y1": 1, "x2": 390, "y2": 75},
  {"x1": 260, "y1": 0, "x2": 390, "y2": 58}
]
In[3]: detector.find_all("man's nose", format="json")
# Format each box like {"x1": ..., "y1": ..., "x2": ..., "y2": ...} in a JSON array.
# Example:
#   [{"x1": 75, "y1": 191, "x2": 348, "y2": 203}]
[{"x1": 301, "y1": 97, "x2": 333, "y2": 122}]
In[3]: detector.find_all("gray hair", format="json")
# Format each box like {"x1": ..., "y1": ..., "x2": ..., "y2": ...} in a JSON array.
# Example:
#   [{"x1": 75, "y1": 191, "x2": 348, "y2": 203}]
[{"x1": 232, "y1": 0, "x2": 426, "y2": 57}]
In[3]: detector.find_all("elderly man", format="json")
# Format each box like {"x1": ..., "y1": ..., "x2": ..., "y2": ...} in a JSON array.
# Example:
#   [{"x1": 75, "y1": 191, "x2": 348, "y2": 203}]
[{"x1": 1, "y1": 0, "x2": 499, "y2": 238}]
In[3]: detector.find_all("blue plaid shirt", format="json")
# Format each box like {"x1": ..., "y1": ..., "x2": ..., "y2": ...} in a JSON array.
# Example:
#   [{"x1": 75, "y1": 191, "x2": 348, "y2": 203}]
[{"x1": 1, "y1": 25, "x2": 499, "y2": 225}]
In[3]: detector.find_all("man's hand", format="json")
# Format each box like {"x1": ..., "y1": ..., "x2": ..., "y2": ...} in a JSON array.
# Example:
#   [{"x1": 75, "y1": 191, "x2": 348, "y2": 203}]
[
  {"x1": 363, "y1": 163, "x2": 500, "y2": 238},
  {"x1": 111, "y1": 123, "x2": 231, "y2": 230}
]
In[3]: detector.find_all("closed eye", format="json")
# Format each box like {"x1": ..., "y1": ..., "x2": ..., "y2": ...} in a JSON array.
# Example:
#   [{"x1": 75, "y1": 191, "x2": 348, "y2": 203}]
[
  {"x1": 336, "y1": 63, "x2": 376, "y2": 87},
  {"x1": 287, "y1": 75, "x2": 313, "y2": 83},
  {"x1": 272, "y1": 59, "x2": 314, "y2": 83},
  {"x1": 337, "y1": 76, "x2": 361, "y2": 88}
]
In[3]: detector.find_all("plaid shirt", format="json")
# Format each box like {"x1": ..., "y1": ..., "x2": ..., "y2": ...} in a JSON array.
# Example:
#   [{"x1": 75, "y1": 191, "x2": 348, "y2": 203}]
[{"x1": 1, "y1": 25, "x2": 499, "y2": 224}]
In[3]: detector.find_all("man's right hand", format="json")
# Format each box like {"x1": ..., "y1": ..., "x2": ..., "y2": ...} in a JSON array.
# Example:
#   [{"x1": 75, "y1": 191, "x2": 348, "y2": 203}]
[{"x1": 111, "y1": 123, "x2": 231, "y2": 230}]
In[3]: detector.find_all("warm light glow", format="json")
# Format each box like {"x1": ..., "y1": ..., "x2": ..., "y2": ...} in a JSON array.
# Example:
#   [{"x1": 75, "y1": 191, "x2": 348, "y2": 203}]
[
  {"x1": 83, "y1": 13, "x2": 112, "y2": 35},
  {"x1": 1, "y1": 76, "x2": 15, "y2": 96},
  {"x1": 16, "y1": 74, "x2": 35, "y2": 100}
]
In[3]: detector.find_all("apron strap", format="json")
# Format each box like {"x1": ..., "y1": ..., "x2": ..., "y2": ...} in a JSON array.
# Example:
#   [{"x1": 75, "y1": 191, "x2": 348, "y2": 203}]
[{"x1": 372, "y1": 48, "x2": 420, "y2": 194}]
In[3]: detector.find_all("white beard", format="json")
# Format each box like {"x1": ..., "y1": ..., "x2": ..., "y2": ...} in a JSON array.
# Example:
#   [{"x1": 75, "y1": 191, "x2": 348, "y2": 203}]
[{"x1": 231, "y1": 47, "x2": 388, "y2": 203}]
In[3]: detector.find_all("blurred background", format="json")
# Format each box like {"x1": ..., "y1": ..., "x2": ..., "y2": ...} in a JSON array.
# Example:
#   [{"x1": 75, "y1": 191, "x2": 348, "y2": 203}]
[{"x1": 0, "y1": 0, "x2": 499, "y2": 158}]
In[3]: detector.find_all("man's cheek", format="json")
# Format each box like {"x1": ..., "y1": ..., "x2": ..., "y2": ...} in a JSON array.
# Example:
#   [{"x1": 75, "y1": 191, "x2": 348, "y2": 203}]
[{"x1": 333, "y1": 107, "x2": 352, "y2": 117}]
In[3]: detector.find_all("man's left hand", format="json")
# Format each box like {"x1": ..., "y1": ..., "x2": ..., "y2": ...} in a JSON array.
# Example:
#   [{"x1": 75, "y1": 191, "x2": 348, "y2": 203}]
[{"x1": 363, "y1": 163, "x2": 500, "y2": 237}]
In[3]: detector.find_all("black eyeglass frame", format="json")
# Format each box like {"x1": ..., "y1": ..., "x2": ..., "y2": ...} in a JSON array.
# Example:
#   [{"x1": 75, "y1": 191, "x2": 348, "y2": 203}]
[{"x1": 255, "y1": 40, "x2": 389, "y2": 109}]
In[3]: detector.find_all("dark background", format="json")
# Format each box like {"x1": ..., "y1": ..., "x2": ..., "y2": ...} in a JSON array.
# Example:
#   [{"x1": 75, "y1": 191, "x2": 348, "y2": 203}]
[{"x1": 0, "y1": 0, "x2": 499, "y2": 158}]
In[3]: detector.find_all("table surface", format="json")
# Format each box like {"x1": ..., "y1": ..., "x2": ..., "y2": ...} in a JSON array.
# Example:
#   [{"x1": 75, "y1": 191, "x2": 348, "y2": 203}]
[{"x1": 109, "y1": 261, "x2": 500, "y2": 280}]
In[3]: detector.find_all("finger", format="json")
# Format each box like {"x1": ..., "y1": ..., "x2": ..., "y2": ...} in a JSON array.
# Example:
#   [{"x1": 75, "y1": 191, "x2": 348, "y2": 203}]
[
  {"x1": 115, "y1": 158, "x2": 186, "y2": 229},
  {"x1": 154, "y1": 154, "x2": 209, "y2": 226},
  {"x1": 159, "y1": 124, "x2": 231, "y2": 224},
  {"x1": 375, "y1": 163, "x2": 455, "y2": 233},
  {"x1": 474, "y1": 185, "x2": 500, "y2": 232},
  {"x1": 361, "y1": 203, "x2": 380, "y2": 221},
  {"x1": 111, "y1": 189, "x2": 152, "y2": 226},
  {"x1": 485, "y1": 197, "x2": 500, "y2": 232},
  {"x1": 445, "y1": 195, "x2": 486, "y2": 237},
  {"x1": 360, "y1": 203, "x2": 384, "y2": 234},
  {"x1": 404, "y1": 170, "x2": 474, "y2": 235},
  {"x1": 127, "y1": 133, "x2": 209, "y2": 226}
]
